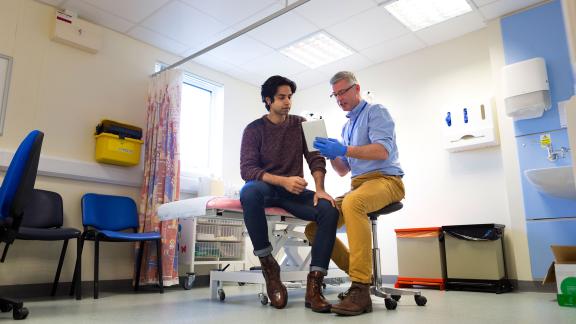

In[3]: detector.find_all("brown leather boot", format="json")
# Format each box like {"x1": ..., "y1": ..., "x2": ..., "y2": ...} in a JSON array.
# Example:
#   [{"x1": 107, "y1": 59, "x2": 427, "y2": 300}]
[
  {"x1": 338, "y1": 276, "x2": 374, "y2": 300},
  {"x1": 331, "y1": 282, "x2": 372, "y2": 316},
  {"x1": 305, "y1": 271, "x2": 331, "y2": 313},
  {"x1": 259, "y1": 254, "x2": 287, "y2": 309},
  {"x1": 337, "y1": 288, "x2": 350, "y2": 300}
]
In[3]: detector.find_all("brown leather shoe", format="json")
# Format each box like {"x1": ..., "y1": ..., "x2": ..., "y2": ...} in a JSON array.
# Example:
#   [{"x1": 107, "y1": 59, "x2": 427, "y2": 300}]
[
  {"x1": 337, "y1": 288, "x2": 350, "y2": 300},
  {"x1": 259, "y1": 255, "x2": 287, "y2": 309},
  {"x1": 305, "y1": 271, "x2": 331, "y2": 313},
  {"x1": 331, "y1": 282, "x2": 372, "y2": 316},
  {"x1": 338, "y1": 276, "x2": 373, "y2": 300}
]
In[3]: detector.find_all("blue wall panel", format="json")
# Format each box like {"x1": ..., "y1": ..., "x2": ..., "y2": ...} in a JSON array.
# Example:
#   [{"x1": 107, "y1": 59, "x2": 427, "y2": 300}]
[
  {"x1": 526, "y1": 219, "x2": 576, "y2": 279},
  {"x1": 501, "y1": 0, "x2": 576, "y2": 279},
  {"x1": 501, "y1": 0, "x2": 574, "y2": 136},
  {"x1": 516, "y1": 130, "x2": 576, "y2": 219}
]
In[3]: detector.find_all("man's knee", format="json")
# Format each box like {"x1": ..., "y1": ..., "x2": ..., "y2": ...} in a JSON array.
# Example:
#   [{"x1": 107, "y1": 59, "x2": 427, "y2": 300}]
[
  {"x1": 341, "y1": 194, "x2": 367, "y2": 215},
  {"x1": 316, "y1": 200, "x2": 340, "y2": 225},
  {"x1": 239, "y1": 181, "x2": 266, "y2": 205}
]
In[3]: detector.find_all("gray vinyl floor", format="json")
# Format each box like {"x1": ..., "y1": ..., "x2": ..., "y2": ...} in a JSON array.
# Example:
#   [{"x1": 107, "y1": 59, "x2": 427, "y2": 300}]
[{"x1": 5, "y1": 283, "x2": 576, "y2": 323}]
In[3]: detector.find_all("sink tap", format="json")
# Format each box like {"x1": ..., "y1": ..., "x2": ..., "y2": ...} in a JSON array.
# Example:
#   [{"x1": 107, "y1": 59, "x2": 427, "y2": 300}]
[{"x1": 546, "y1": 144, "x2": 570, "y2": 162}]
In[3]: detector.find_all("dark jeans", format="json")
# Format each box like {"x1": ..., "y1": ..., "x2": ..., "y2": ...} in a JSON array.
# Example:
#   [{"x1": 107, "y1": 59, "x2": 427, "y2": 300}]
[{"x1": 240, "y1": 180, "x2": 339, "y2": 271}]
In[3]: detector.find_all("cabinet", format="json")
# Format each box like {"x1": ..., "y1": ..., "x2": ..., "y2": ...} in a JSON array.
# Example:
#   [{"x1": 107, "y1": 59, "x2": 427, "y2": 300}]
[{"x1": 178, "y1": 217, "x2": 246, "y2": 289}]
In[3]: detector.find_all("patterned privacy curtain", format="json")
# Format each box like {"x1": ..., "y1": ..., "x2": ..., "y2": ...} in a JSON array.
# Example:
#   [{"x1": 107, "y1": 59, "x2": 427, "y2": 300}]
[{"x1": 138, "y1": 69, "x2": 183, "y2": 286}]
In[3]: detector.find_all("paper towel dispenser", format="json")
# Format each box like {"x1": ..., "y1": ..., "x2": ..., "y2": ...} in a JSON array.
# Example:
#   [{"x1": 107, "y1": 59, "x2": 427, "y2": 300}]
[{"x1": 502, "y1": 57, "x2": 550, "y2": 120}]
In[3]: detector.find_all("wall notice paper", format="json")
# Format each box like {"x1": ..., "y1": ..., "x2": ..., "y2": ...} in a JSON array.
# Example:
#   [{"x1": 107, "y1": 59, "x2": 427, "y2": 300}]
[{"x1": 302, "y1": 119, "x2": 328, "y2": 152}]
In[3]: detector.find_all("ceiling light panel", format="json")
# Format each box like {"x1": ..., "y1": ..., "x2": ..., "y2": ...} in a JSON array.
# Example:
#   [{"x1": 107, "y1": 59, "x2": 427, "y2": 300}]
[
  {"x1": 280, "y1": 32, "x2": 354, "y2": 69},
  {"x1": 384, "y1": 0, "x2": 473, "y2": 31}
]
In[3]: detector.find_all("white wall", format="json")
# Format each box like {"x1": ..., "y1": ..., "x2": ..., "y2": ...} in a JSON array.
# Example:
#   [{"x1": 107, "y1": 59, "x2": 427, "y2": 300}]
[
  {"x1": 295, "y1": 22, "x2": 532, "y2": 280},
  {"x1": 0, "y1": 0, "x2": 259, "y2": 285}
]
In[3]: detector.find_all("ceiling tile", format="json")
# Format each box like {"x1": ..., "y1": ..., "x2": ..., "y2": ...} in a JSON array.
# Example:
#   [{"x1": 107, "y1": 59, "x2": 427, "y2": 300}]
[
  {"x1": 35, "y1": 0, "x2": 65, "y2": 6},
  {"x1": 63, "y1": 0, "x2": 134, "y2": 33},
  {"x1": 207, "y1": 35, "x2": 274, "y2": 66},
  {"x1": 181, "y1": 0, "x2": 278, "y2": 26},
  {"x1": 325, "y1": 5, "x2": 410, "y2": 51},
  {"x1": 247, "y1": 12, "x2": 319, "y2": 49},
  {"x1": 240, "y1": 51, "x2": 308, "y2": 76},
  {"x1": 289, "y1": 69, "x2": 330, "y2": 89},
  {"x1": 478, "y1": 0, "x2": 545, "y2": 21},
  {"x1": 315, "y1": 53, "x2": 374, "y2": 74},
  {"x1": 416, "y1": 11, "x2": 486, "y2": 46},
  {"x1": 128, "y1": 26, "x2": 188, "y2": 56},
  {"x1": 179, "y1": 26, "x2": 236, "y2": 58},
  {"x1": 140, "y1": 1, "x2": 227, "y2": 47},
  {"x1": 192, "y1": 53, "x2": 239, "y2": 73},
  {"x1": 80, "y1": 0, "x2": 170, "y2": 23},
  {"x1": 294, "y1": 0, "x2": 376, "y2": 28},
  {"x1": 225, "y1": 67, "x2": 267, "y2": 87},
  {"x1": 473, "y1": 0, "x2": 498, "y2": 6},
  {"x1": 360, "y1": 34, "x2": 426, "y2": 63}
]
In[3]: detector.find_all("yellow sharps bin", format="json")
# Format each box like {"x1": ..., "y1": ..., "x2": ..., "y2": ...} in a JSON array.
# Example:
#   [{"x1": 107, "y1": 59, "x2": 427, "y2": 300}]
[{"x1": 95, "y1": 133, "x2": 143, "y2": 166}]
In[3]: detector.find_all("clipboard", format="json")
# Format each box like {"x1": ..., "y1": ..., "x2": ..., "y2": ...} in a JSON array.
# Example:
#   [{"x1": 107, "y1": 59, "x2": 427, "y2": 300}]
[{"x1": 302, "y1": 119, "x2": 327, "y2": 152}]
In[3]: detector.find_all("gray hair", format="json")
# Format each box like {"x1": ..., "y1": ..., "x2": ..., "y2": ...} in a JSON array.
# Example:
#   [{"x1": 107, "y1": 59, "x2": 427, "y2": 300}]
[{"x1": 330, "y1": 71, "x2": 358, "y2": 86}]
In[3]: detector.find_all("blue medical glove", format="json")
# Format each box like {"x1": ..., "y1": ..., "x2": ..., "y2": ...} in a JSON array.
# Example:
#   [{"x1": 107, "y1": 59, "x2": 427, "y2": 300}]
[{"x1": 313, "y1": 137, "x2": 347, "y2": 160}]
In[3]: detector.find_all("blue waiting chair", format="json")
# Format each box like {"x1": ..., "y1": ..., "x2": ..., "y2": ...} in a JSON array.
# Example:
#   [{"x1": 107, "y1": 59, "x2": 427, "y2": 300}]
[
  {"x1": 0, "y1": 130, "x2": 44, "y2": 320},
  {"x1": 72, "y1": 193, "x2": 163, "y2": 299}
]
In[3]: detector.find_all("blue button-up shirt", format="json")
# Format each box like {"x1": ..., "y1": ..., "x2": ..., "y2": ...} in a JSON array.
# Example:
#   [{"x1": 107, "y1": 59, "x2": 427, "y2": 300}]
[{"x1": 341, "y1": 100, "x2": 404, "y2": 177}]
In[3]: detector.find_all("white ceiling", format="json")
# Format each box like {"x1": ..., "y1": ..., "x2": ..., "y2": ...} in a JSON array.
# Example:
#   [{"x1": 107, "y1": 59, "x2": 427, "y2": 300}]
[{"x1": 36, "y1": 0, "x2": 545, "y2": 89}]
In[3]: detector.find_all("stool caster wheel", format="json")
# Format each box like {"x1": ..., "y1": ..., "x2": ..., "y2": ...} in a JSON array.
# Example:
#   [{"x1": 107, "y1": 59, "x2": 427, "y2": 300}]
[
  {"x1": 182, "y1": 274, "x2": 195, "y2": 290},
  {"x1": 218, "y1": 289, "x2": 225, "y2": 301},
  {"x1": 391, "y1": 295, "x2": 401, "y2": 301},
  {"x1": 385, "y1": 298, "x2": 397, "y2": 310},
  {"x1": 13, "y1": 307, "x2": 29, "y2": 320},
  {"x1": 415, "y1": 295, "x2": 427, "y2": 306},
  {"x1": 258, "y1": 293, "x2": 268, "y2": 305}
]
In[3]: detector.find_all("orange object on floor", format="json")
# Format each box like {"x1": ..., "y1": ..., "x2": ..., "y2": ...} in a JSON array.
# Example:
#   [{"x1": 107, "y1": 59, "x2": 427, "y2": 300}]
[{"x1": 395, "y1": 277, "x2": 446, "y2": 290}]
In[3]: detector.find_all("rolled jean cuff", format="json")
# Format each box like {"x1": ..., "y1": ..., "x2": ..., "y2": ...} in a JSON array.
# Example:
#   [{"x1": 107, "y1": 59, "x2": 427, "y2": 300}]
[
  {"x1": 310, "y1": 266, "x2": 327, "y2": 275},
  {"x1": 254, "y1": 245, "x2": 273, "y2": 258}
]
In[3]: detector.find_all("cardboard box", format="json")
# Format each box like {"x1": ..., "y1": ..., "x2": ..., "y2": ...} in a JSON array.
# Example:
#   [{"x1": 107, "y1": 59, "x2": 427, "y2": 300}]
[{"x1": 543, "y1": 246, "x2": 576, "y2": 307}]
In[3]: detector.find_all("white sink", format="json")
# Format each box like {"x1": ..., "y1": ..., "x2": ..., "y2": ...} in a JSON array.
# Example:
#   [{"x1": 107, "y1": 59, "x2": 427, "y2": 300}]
[{"x1": 524, "y1": 166, "x2": 576, "y2": 200}]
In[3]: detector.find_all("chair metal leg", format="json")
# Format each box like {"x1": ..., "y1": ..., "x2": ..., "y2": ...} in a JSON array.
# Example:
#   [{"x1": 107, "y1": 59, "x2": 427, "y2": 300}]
[
  {"x1": 71, "y1": 237, "x2": 85, "y2": 300},
  {"x1": 370, "y1": 218, "x2": 425, "y2": 309},
  {"x1": 156, "y1": 239, "x2": 164, "y2": 293},
  {"x1": 94, "y1": 237, "x2": 99, "y2": 299},
  {"x1": 134, "y1": 241, "x2": 144, "y2": 291},
  {"x1": 1, "y1": 243, "x2": 11, "y2": 263},
  {"x1": 51, "y1": 239, "x2": 69, "y2": 296}
]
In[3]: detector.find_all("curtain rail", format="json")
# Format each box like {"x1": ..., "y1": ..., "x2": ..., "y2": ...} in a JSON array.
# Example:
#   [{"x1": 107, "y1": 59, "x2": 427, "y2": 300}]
[{"x1": 151, "y1": 0, "x2": 311, "y2": 77}]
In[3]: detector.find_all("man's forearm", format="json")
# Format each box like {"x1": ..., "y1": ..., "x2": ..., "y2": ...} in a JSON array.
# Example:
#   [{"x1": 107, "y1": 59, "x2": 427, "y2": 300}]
[
  {"x1": 262, "y1": 172, "x2": 286, "y2": 187},
  {"x1": 330, "y1": 158, "x2": 350, "y2": 177},
  {"x1": 346, "y1": 143, "x2": 388, "y2": 160},
  {"x1": 312, "y1": 170, "x2": 326, "y2": 191}
]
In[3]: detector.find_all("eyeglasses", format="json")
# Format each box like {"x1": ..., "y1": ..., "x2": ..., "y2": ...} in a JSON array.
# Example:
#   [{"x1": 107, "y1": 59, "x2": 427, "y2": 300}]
[{"x1": 330, "y1": 84, "x2": 356, "y2": 98}]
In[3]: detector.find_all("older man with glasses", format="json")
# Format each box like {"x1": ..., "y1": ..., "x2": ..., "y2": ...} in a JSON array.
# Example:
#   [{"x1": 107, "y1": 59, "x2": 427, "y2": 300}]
[{"x1": 305, "y1": 71, "x2": 405, "y2": 316}]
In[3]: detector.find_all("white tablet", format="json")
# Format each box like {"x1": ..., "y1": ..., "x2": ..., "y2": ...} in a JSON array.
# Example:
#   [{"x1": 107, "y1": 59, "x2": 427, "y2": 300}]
[{"x1": 302, "y1": 119, "x2": 328, "y2": 152}]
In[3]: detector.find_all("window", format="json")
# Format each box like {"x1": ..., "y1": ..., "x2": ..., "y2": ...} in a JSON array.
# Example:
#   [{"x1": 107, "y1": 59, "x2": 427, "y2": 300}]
[{"x1": 155, "y1": 63, "x2": 223, "y2": 180}]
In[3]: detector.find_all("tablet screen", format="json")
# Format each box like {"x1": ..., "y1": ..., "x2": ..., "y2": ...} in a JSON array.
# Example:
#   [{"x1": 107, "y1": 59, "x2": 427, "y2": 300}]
[{"x1": 302, "y1": 119, "x2": 328, "y2": 152}]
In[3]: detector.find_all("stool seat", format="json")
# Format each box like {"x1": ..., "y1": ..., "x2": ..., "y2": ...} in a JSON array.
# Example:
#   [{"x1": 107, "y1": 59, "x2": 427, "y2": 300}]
[{"x1": 368, "y1": 202, "x2": 403, "y2": 220}]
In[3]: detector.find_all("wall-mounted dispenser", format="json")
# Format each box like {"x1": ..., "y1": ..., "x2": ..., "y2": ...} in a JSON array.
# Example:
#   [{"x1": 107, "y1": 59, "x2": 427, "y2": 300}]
[
  {"x1": 50, "y1": 9, "x2": 103, "y2": 54},
  {"x1": 502, "y1": 57, "x2": 550, "y2": 120},
  {"x1": 443, "y1": 100, "x2": 499, "y2": 152}
]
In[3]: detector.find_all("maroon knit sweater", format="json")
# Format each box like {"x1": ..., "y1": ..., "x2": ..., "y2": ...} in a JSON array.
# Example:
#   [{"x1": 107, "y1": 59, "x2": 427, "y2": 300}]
[{"x1": 240, "y1": 115, "x2": 326, "y2": 181}]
